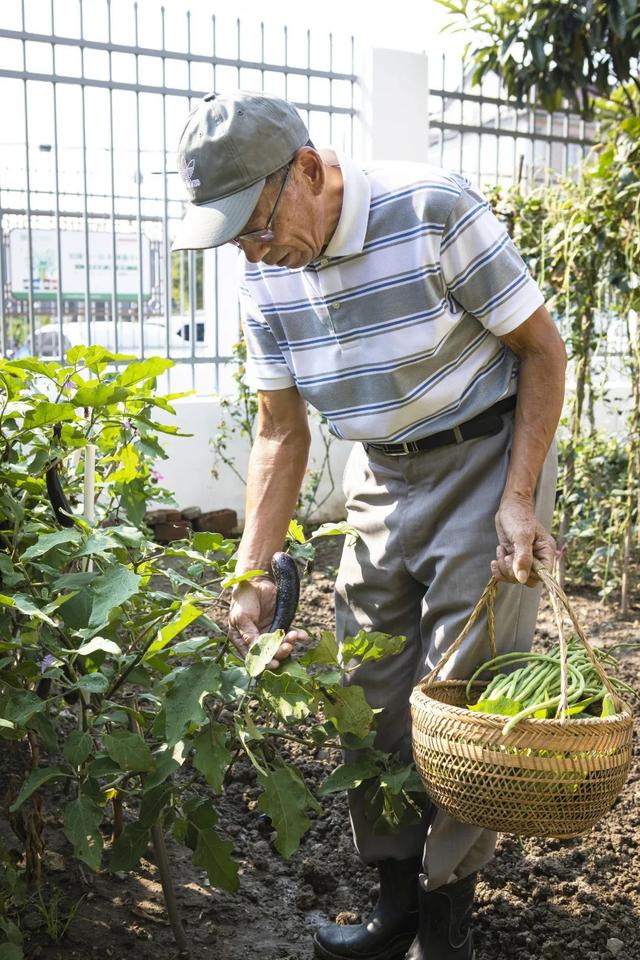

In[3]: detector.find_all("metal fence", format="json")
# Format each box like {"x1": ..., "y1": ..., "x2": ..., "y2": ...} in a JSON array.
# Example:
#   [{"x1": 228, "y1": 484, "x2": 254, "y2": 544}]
[
  {"x1": 0, "y1": 0, "x2": 357, "y2": 393},
  {"x1": 1, "y1": 3, "x2": 600, "y2": 393},
  {"x1": 428, "y1": 54, "x2": 598, "y2": 191}
]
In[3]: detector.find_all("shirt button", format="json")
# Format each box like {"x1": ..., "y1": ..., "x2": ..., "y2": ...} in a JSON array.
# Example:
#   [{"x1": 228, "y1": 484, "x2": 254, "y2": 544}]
[
  {"x1": 318, "y1": 258, "x2": 328, "y2": 267},
  {"x1": 330, "y1": 301, "x2": 341, "y2": 310}
]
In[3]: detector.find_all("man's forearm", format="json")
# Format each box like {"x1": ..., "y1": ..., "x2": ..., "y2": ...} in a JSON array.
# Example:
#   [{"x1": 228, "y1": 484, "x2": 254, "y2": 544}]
[
  {"x1": 503, "y1": 346, "x2": 566, "y2": 503},
  {"x1": 236, "y1": 430, "x2": 310, "y2": 573}
]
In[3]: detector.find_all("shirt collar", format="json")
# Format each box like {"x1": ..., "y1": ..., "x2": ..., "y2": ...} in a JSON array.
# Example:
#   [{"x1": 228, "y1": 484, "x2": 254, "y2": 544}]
[{"x1": 321, "y1": 152, "x2": 371, "y2": 259}]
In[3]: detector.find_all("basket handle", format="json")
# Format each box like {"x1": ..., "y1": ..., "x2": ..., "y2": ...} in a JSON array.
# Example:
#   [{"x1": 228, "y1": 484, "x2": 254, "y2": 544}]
[
  {"x1": 418, "y1": 560, "x2": 627, "y2": 715},
  {"x1": 420, "y1": 577, "x2": 498, "y2": 687},
  {"x1": 531, "y1": 559, "x2": 626, "y2": 712}
]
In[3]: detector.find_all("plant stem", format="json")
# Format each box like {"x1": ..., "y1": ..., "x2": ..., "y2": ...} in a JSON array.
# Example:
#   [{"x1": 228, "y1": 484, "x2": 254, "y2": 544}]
[{"x1": 151, "y1": 821, "x2": 190, "y2": 957}]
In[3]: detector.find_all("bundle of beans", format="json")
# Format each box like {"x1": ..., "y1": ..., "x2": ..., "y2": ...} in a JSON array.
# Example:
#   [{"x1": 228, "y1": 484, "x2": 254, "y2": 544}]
[{"x1": 465, "y1": 639, "x2": 636, "y2": 734}]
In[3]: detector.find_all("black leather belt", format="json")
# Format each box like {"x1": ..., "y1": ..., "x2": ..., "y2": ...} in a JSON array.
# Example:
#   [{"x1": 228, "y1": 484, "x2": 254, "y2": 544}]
[{"x1": 364, "y1": 395, "x2": 517, "y2": 457}]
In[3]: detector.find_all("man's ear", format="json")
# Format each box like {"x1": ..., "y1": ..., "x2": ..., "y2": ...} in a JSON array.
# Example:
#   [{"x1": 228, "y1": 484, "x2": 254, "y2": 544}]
[{"x1": 294, "y1": 147, "x2": 325, "y2": 196}]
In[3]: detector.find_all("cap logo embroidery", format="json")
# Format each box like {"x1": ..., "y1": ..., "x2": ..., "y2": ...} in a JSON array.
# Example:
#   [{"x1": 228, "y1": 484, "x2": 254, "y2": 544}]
[{"x1": 180, "y1": 158, "x2": 201, "y2": 192}]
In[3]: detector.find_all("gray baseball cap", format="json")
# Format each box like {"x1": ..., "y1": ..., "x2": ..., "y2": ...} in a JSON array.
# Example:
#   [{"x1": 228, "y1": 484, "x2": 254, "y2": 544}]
[{"x1": 171, "y1": 90, "x2": 309, "y2": 251}]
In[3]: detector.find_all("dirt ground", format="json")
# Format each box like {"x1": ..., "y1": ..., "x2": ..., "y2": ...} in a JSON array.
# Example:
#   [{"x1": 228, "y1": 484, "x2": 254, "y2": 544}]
[{"x1": 2, "y1": 537, "x2": 639, "y2": 960}]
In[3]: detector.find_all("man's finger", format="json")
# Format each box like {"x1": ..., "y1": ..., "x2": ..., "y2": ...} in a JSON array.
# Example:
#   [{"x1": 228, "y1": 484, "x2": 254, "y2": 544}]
[
  {"x1": 233, "y1": 612, "x2": 261, "y2": 645},
  {"x1": 512, "y1": 533, "x2": 534, "y2": 584}
]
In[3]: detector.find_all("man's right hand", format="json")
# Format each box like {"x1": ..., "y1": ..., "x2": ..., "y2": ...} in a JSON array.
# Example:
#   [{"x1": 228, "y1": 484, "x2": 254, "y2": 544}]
[{"x1": 228, "y1": 578, "x2": 307, "y2": 671}]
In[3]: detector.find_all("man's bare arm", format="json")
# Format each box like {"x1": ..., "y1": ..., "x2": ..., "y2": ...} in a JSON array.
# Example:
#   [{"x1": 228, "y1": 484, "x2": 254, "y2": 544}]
[
  {"x1": 235, "y1": 386, "x2": 311, "y2": 574},
  {"x1": 229, "y1": 386, "x2": 311, "y2": 669},
  {"x1": 494, "y1": 303, "x2": 567, "y2": 584}
]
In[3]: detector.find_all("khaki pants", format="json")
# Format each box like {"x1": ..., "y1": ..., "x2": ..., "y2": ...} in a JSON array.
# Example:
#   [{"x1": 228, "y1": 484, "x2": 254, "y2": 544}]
[{"x1": 334, "y1": 412, "x2": 558, "y2": 890}]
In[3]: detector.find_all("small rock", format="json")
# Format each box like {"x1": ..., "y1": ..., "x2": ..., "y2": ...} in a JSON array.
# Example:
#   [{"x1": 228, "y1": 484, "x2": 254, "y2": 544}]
[
  {"x1": 542, "y1": 941, "x2": 563, "y2": 960},
  {"x1": 335, "y1": 911, "x2": 360, "y2": 925},
  {"x1": 607, "y1": 939, "x2": 624, "y2": 957},
  {"x1": 295, "y1": 883, "x2": 317, "y2": 910}
]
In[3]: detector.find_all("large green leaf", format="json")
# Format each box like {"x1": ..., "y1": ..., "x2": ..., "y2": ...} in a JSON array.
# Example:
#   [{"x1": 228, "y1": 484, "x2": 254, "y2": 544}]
[
  {"x1": 109, "y1": 822, "x2": 150, "y2": 872},
  {"x1": 9, "y1": 767, "x2": 68, "y2": 811},
  {"x1": 75, "y1": 637, "x2": 122, "y2": 657},
  {"x1": 103, "y1": 730, "x2": 153, "y2": 772},
  {"x1": 88, "y1": 563, "x2": 141, "y2": 628},
  {"x1": 192, "y1": 828, "x2": 239, "y2": 892},
  {"x1": 27, "y1": 711, "x2": 58, "y2": 753},
  {"x1": 0, "y1": 593, "x2": 56, "y2": 626},
  {"x1": 3, "y1": 690, "x2": 47, "y2": 726},
  {"x1": 323, "y1": 686, "x2": 374, "y2": 739},
  {"x1": 63, "y1": 731, "x2": 94, "y2": 767},
  {"x1": 23, "y1": 401, "x2": 76, "y2": 430},
  {"x1": 139, "y1": 781, "x2": 173, "y2": 827},
  {"x1": 144, "y1": 741, "x2": 187, "y2": 790},
  {"x1": 63, "y1": 795, "x2": 104, "y2": 870},
  {"x1": 245, "y1": 631, "x2": 283, "y2": 677},
  {"x1": 75, "y1": 672, "x2": 109, "y2": 694},
  {"x1": 300, "y1": 630, "x2": 339, "y2": 666},
  {"x1": 145, "y1": 601, "x2": 203, "y2": 658},
  {"x1": 163, "y1": 662, "x2": 222, "y2": 746},
  {"x1": 468, "y1": 696, "x2": 523, "y2": 717},
  {"x1": 0, "y1": 554, "x2": 21, "y2": 587},
  {"x1": 192, "y1": 723, "x2": 232, "y2": 793},
  {"x1": 107, "y1": 446, "x2": 140, "y2": 484},
  {"x1": 339, "y1": 631, "x2": 407, "y2": 667},
  {"x1": 318, "y1": 757, "x2": 380, "y2": 796},
  {"x1": 117, "y1": 357, "x2": 173, "y2": 386},
  {"x1": 73, "y1": 382, "x2": 130, "y2": 407},
  {"x1": 311, "y1": 520, "x2": 359, "y2": 545},
  {"x1": 67, "y1": 345, "x2": 134, "y2": 368},
  {"x1": 257, "y1": 766, "x2": 309, "y2": 857},
  {"x1": 260, "y1": 671, "x2": 312, "y2": 722},
  {"x1": 21, "y1": 528, "x2": 82, "y2": 561}
]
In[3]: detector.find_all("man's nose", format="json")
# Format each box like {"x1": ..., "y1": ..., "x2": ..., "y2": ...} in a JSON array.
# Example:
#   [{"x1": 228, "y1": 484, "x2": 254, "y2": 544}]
[{"x1": 243, "y1": 241, "x2": 271, "y2": 264}]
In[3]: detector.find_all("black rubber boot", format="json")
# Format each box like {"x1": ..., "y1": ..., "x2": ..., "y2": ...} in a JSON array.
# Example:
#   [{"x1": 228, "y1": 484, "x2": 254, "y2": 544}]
[
  {"x1": 312, "y1": 856, "x2": 422, "y2": 960},
  {"x1": 404, "y1": 872, "x2": 477, "y2": 960}
]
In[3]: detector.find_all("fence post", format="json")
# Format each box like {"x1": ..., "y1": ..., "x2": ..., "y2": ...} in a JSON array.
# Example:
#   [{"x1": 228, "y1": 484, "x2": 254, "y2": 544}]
[{"x1": 358, "y1": 47, "x2": 429, "y2": 162}]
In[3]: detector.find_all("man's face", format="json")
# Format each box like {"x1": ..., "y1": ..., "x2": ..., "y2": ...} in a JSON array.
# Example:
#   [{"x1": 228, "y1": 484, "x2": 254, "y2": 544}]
[{"x1": 233, "y1": 151, "x2": 326, "y2": 269}]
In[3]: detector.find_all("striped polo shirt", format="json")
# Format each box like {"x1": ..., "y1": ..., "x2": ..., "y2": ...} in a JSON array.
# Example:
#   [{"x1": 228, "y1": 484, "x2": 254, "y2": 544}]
[{"x1": 238, "y1": 156, "x2": 544, "y2": 443}]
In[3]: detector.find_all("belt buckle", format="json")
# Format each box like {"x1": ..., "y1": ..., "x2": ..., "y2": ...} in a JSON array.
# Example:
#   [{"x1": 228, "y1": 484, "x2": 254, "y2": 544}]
[{"x1": 390, "y1": 440, "x2": 419, "y2": 456}]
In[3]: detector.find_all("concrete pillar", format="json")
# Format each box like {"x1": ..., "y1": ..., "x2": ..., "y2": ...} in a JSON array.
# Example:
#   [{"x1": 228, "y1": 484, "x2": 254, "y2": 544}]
[{"x1": 358, "y1": 47, "x2": 429, "y2": 162}]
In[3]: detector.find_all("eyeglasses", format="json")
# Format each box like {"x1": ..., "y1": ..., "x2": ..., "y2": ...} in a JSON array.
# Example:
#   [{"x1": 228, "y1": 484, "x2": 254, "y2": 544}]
[{"x1": 230, "y1": 161, "x2": 293, "y2": 248}]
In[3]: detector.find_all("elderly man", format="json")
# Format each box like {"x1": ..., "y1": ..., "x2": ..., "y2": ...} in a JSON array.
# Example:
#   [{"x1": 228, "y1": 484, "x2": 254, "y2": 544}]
[{"x1": 173, "y1": 91, "x2": 566, "y2": 960}]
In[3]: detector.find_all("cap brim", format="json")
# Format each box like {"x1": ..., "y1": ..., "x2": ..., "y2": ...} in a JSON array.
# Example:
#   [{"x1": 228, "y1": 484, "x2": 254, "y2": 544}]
[{"x1": 171, "y1": 179, "x2": 265, "y2": 251}]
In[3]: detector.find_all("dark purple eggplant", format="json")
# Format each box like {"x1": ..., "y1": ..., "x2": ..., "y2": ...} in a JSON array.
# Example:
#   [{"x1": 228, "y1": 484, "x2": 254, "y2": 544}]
[
  {"x1": 267, "y1": 551, "x2": 300, "y2": 633},
  {"x1": 46, "y1": 463, "x2": 75, "y2": 528}
]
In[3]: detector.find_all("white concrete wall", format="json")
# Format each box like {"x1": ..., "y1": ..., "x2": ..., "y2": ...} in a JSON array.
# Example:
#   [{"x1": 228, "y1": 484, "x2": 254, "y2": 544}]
[{"x1": 155, "y1": 396, "x2": 352, "y2": 527}]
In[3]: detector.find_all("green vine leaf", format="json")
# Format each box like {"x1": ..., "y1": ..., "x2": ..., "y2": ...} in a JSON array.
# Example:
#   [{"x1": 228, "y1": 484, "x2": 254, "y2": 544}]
[
  {"x1": 88, "y1": 563, "x2": 141, "y2": 629},
  {"x1": 257, "y1": 766, "x2": 310, "y2": 858},
  {"x1": 109, "y1": 822, "x2": 150, "y2": 873},
  {"x1": 63, "y1": 731, "x2": 94, "y2": 767},
  {"x1": 162, "y1": 662, "x2": 222, "y2": 746},
  {"x1": 9, "y1": 767, "x2": 68, "y2": 811},
  {"x1": 192, "y1": 828, "x2": 239, "y2": 893},
  {"x1": 63, "y1": 795, "x2": 104, "y2": 871},
  {"x1": 245, "y1": 631, "x2": 283, "y2": 677},
  {"x1": 318, "y1": 757, "x2": 380, "y2": 796},
  {"x1": 192, "y1": 723, "x2": 232, "y2": 793},
  {"x1": 322, "y1": 686, "x2": 374, "y2": 739},
  {"x1": 103, "y1": 730, "x2": 153, "y2": 772}
]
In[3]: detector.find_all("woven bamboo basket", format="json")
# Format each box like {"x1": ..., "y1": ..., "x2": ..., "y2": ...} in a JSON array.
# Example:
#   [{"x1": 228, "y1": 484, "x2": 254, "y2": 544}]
[{"x1": 410, "y1": 563, "x2": 634, "y2": 838}]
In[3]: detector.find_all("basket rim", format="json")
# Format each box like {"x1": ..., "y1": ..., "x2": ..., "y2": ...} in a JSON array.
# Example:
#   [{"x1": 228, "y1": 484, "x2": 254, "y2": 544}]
[{"x1": 410, "y1": 678, "x2": 634, "y2": 728}]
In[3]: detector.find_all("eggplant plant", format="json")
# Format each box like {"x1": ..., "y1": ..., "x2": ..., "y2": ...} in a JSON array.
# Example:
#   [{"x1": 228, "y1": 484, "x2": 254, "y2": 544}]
[{"x1": 0, "y1": 349, "x2": 422, "y2": 958}]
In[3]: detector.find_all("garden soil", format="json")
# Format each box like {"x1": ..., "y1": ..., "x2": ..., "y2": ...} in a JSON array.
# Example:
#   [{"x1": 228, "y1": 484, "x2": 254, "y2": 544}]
[{"x1": 2, "y1": 537, "x2": 639, "y2": 960}]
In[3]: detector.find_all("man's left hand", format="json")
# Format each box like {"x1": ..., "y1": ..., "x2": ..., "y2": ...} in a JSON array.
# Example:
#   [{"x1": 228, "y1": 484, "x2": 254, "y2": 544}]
[{"x1": 493, "y1": 495, "x2": 556, "y2": 587}]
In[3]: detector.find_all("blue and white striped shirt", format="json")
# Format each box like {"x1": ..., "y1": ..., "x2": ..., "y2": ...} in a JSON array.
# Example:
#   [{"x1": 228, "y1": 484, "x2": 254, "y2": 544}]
[{"x1": 239, "y1": 156, "x2": 543, "y2": 443}]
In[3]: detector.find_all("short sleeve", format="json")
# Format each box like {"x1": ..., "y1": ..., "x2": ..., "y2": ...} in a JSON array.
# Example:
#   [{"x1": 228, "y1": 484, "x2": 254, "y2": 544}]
[
  {"x1": 238, "y1": 278, "x2": 295, "y2": 392},
  {"x1": 440, "y1": 185, "x2": 544, "y2": 337}
]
